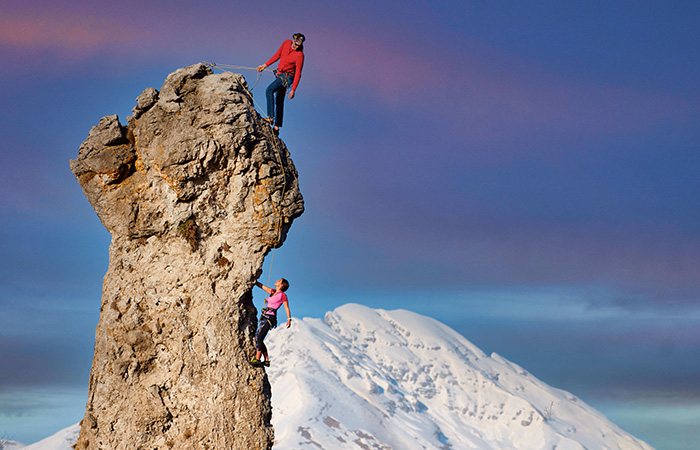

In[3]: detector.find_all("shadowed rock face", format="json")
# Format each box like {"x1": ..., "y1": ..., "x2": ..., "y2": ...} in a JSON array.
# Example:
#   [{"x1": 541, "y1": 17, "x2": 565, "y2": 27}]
[{"x1": 70, "y1": 63, "x2": 303, "y2": 450}]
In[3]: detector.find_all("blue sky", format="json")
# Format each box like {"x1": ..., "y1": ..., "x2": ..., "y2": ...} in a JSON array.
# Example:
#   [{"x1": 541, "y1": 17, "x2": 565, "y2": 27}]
[{"x1": 1, "y1": 1, "x2": 699, "y2": 447}]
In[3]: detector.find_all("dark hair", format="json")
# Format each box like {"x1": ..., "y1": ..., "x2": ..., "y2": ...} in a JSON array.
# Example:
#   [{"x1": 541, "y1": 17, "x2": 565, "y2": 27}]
[
  {"x1": 292, "y1": 33, "x2": 305, "y2": 51},
  {"x1": 279, "y1": 278, "x2": 289, "y2": 292}
]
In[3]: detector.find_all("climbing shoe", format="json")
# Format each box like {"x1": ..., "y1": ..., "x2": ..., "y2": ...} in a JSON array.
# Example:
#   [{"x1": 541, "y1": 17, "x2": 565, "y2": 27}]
[
  {"x1": 263, "y1": 361, "x2": 270, "y2": 367},
  {"x1": 250, "y1": 359, "x2": 263, "y2": 367}
]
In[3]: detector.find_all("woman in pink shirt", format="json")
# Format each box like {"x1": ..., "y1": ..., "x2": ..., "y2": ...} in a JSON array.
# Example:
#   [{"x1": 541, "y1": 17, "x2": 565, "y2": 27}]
[
  {"x1": 251, "y1": 278, "x2": 292, "y2": 367},
  {"x1": 257, "y1": 33, "x2": 305, "y2": 133}
]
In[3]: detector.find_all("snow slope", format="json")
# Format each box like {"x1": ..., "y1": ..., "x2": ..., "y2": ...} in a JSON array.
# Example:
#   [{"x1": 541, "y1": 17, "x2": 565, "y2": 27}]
[
  {"x1": 3, "y1": 424, "x2": 79, "y2": 450},
  {"x1": 19, "y1": 304, "x2": 654, "y2": 450},
  {"x1": 1, "y1": 439, "x2": 28, "y2": 450},
  {"x1": 265, "y1": 304, "x2": 654, "y2": 450}
]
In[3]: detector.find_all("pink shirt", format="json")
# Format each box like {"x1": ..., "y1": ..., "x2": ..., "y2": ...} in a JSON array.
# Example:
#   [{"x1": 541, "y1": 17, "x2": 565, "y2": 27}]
[{"x1": 265, "y1": 291, "x2": 288, "y2": 315}]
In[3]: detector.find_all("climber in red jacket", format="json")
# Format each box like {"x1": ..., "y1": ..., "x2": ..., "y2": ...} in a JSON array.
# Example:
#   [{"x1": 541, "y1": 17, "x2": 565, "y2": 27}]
[{"x1": 257, "y1": 33, "x2": 305, "y2": 133}]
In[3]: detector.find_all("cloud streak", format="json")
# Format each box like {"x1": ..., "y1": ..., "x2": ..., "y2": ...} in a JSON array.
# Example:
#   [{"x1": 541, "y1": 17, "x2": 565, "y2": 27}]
[{"x1": 0, "y1": 10, "x2": 145, "y2": 52}]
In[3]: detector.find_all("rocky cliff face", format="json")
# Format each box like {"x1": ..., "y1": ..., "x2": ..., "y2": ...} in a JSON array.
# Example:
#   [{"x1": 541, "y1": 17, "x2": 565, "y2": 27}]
[{"x1": 70, "y1": 63, "x2": 303, "y2": 449}]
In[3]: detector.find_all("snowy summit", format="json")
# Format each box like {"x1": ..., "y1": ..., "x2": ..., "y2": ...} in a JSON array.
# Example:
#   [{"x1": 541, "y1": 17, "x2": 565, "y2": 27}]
[{"x1": 265, "y1": 304, "x2": 653, "y2": 450}]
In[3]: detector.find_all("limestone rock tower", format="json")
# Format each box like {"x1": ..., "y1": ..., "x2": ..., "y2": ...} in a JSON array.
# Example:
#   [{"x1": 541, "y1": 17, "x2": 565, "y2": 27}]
[{"x1": 70, "y1": 63, "x2": 304, "y2": 449}]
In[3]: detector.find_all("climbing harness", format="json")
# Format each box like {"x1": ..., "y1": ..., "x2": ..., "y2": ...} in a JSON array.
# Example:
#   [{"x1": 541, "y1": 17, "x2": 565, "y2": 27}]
[
  {"x1": 203, "y1": 61, "x2": 289, "y2": 283},
  {"x1": 260, "y1": 309, "x2": 278, "y2": 329},
  {"x1": 274, "y1": 70, "x2": 294, "y2": 89}
]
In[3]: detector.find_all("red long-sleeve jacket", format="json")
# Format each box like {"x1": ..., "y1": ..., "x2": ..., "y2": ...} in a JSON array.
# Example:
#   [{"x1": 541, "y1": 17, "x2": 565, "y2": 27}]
[{"x1": 265, "y1": 39, "x2": 305, "y2": 92}]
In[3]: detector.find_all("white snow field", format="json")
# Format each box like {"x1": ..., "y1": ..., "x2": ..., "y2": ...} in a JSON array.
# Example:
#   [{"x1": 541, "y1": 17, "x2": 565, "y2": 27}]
[
  {"x1": 3, "y1": 424, "x2": 79, "y2": 450},
  {"x1": 265, "y1": 304, "x2": 654, "y2": 450}
]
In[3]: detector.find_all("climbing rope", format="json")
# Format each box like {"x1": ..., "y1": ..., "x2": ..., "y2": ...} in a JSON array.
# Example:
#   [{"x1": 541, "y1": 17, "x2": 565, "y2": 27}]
[
  {"x1": 263, "y1": 124, "x2": 288, "y2": 287},
  {"x1": 203, "y1": 61, "x2": 272, "y2": 94},
  {"x1": 203, "y1": 62, "x2": 289, "y2": 285},
  {"x1": 205, "y1": 62, "x2": 273, "y2": 73}
]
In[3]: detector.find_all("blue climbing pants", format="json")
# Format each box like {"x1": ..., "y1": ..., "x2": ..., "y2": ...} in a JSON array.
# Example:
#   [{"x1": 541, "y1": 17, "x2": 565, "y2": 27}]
[
  {"x1": 255, "y1": 313, "x2": 277, "y2": 354},
  {"x1": 265, "y1": 73, "x2": 294, "y2": 127}
]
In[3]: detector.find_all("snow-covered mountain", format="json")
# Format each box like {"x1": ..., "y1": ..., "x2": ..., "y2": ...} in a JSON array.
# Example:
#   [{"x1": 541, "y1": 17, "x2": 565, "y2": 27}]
[
  {"x1": 18, "y1": 304, "x2": 653, "y2": 449},
  {"x1": 2, "y1": 424, "x2": 78, "y2": 450},
  {"x1": 265, "y1": 304, "x2": 654, "y2": 450},
  {"x1": 1, "y1": 439, "x2": 29, "y2": 450}
]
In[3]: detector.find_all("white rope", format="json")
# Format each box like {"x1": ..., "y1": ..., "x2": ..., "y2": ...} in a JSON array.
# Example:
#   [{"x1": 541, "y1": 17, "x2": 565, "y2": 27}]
[
  {"x1": 204, "y1": 61, "x2": 273, "y2": 115},
  {"x1": 204, "y1": 62, "x2": 273, "y2": 73},
  {"x1": 203, "y1": 62, "x2": 289, "y2": 286}
]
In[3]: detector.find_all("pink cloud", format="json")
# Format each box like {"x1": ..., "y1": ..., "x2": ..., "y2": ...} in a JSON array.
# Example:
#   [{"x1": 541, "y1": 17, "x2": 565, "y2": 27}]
[
  {"x1": 0, "y1": 10, "x2": 145, "y2": 52},
  {"x1": 305, "y1": 26, "x2": 694, "y2": 150},
  {"x1": 308, "y1": 26, "x2": 448, "y2": 102}
]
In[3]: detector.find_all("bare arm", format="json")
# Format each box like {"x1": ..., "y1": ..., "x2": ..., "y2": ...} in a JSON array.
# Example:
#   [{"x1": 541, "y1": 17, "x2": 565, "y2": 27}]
[
  {"x1": 282, "y1": 301, "x2": 292, "y2": 328},
  {"x1": 255, "y1": 281, "x2": 273, "y2": 295}
]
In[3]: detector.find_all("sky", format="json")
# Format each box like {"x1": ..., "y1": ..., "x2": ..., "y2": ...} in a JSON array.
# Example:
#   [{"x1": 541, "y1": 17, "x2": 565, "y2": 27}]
[{"x1": 0, "y1": 0, "x2": 699, "y2": 448}]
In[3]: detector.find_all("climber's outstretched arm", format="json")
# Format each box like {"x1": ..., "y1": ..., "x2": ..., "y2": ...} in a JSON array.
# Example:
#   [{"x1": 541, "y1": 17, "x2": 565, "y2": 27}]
[{"x1": 255, "y1": 281, "x2": 273, "y2": 295}]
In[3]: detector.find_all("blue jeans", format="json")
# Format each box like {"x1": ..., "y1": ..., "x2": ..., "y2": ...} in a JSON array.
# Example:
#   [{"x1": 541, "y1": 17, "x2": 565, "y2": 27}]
[
  {"x1": 255, "y1": 313, "x2": 277, "y2": 353},
  {"x1": 266, "y1": 73, "x2": 293, "y2": 127}
]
